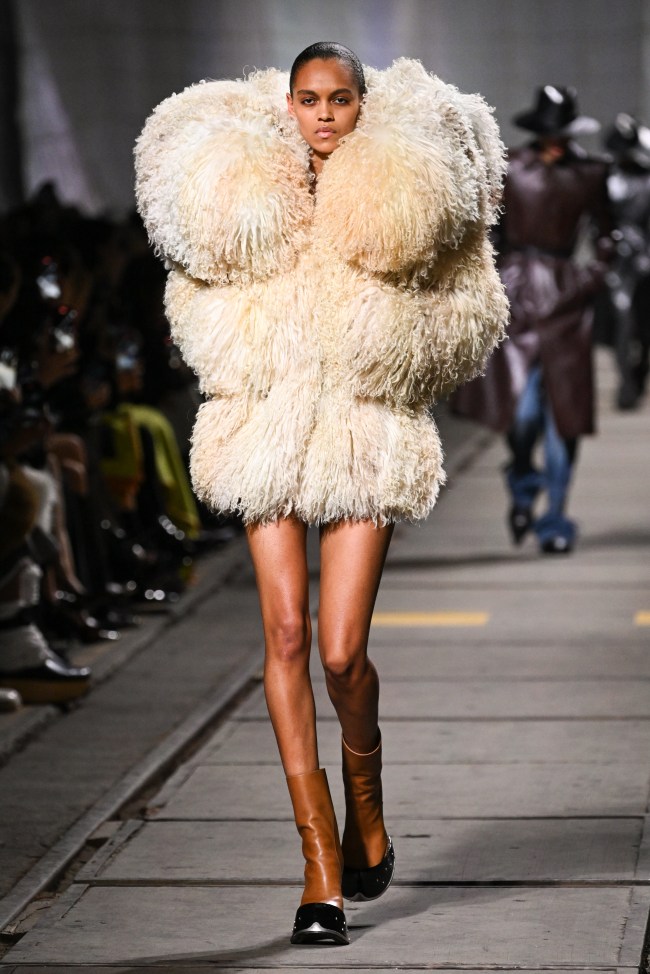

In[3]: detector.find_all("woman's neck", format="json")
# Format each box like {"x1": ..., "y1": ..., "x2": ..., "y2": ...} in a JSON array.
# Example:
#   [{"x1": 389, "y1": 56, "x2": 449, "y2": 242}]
[{"x1": 310, "y1": 151, "x2": 327, "y2": 177}]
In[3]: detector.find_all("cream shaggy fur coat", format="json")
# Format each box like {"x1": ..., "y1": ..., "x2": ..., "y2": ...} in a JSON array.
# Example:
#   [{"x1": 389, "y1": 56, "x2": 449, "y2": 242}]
[{"x1": 135, "y1": 58, "x2": 508, "y2": 525}]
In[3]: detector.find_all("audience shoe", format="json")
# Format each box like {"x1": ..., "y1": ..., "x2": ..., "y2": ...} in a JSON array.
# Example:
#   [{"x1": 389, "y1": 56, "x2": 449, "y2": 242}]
[
  {"x1": 0, "y1": 688, "x2": 22, "y2": 712},
  {"x1": 43, "y1": 591, "x2": 120, "y2": 643},
  {"x1": 95, "y1": 605, "x2": 140, "y2": 629},
  {"x1": 508, "y1": 505, "x2": 533, "y2": 545},
  {"x1": 0, "y1": 649, "x2": 91, "y2": 705},
  {"x1": 541, "y1": 536, "x2": 573, "y2": 555}
]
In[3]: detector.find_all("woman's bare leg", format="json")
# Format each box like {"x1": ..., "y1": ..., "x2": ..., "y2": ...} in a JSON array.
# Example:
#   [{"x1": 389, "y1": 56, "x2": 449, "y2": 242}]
[
  {"x1": 245, "y1": 515, "x2": 318, "y2": 776},
  {"x1": 247, "y1": 516, "x2": 346, "y2": 923},
  {"x1": 318, "y1": 519, "x2": 394, "y2": 753},
  {"x1": 318, "y1": 519, "x2": 394, "y2": 875}
]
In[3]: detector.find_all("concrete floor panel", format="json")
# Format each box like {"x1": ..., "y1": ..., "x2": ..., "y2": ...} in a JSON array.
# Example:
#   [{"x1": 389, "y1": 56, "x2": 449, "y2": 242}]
[
  {"x1": 239, "y1": 678, "x2": 650, "y2": 719},
  {"x1": 370, "y1": 587, "x2": 647, "y2": 643},
  {"x1": 79, "y1": 817, "x2": 642, "y2": 884},
  {"x1": 312, "y1": 639, "x2": 650, "y2": 679},
  {"x1": 191, "y1": 717, "x2": 650, "y2": 766},
  {"x1": 380, "y1": 556, "x2": 650, "y2": 589},
  {"x1": 0, "y1": 970, "x2": 624, "y2": 974},
  {"x1": 148, "y1": 762, "x2": 649, "y2": 820},
  {"x1": 7, "y1": 884, "x2": 646, "y2": 968}
]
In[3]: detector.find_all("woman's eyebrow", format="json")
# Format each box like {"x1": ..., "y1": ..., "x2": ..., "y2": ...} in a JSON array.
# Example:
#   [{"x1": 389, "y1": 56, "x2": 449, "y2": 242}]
[{"x1": 296, "y1": 88, "x2": 354, "y2": 97}]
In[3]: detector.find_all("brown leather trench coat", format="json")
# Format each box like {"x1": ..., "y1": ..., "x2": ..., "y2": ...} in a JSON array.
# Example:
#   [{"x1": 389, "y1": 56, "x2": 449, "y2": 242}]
[{"x1": 453, "y1": 142, "x2": 611, "y2": 439}]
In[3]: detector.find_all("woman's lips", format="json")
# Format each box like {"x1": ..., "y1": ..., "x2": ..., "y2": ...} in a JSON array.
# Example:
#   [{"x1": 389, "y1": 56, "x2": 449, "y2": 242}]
[{"x1": 316, "y1": 128, "x2": 335, "y2": 139}]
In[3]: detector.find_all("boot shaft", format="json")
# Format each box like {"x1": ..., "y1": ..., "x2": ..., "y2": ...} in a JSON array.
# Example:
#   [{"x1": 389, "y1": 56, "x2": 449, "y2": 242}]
[
  {"x1": 286, "y1": 767, "x2": 343, "y2": 907},
  {"x1": 341, "y1": 735, "x2": 388, "y2": 870}
]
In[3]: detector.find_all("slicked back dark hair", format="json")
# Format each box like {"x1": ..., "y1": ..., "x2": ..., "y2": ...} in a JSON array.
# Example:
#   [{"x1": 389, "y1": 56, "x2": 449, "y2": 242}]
[{"x1": 289, "y1": 42, "x2": 366, "y2": 96}]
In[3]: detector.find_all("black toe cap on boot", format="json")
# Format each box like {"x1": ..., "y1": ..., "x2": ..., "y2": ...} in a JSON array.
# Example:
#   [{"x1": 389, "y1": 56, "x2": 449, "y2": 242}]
[
  {"x1": 343, "y1": 836, "x2": 395, "y2": 902},
  {"x1": 290, "y1": 903, "x2": 349, "y2": 945}
]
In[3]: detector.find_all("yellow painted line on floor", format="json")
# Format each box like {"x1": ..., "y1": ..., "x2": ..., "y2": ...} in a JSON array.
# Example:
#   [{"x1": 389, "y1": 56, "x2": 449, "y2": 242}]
[
  {"x1": 635, "y1": 612, "x2": 650, "y2": 626},
  {"x1": 372, "y1": 611, "x2": 490, "y2": 627}
]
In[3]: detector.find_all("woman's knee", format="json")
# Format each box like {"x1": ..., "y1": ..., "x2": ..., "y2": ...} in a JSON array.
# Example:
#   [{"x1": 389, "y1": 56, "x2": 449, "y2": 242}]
[
  {"x1": 265, "y1": 613, "x2": 311, "y2": 666},
  {"x1": 321, "y1": 643, "x2": 368, "y2": 687}
]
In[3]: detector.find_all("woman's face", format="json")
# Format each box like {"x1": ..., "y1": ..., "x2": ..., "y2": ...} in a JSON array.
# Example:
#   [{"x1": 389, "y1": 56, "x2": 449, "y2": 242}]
[{"x1": 287, "y1": 58, "x2": 361, "y2": 171}]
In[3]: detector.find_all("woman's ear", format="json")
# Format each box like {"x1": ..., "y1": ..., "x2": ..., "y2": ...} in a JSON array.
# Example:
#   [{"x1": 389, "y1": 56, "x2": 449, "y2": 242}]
[{"x1": 286, "y1": 92, "x2": 296, "y2": 117}]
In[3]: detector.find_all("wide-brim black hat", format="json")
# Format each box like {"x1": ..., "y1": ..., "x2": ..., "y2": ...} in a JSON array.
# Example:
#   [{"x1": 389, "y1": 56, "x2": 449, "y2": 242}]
[
  {"x1": 513, "y1": 85, "x2": 600, "y2": 136},
  {"x1": 605, "y1": 112, "x2": 650, "y2": 167}
]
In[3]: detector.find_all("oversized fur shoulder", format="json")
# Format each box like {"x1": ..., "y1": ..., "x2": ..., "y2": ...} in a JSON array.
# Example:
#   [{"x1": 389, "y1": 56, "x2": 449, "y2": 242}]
[
  {"x1": 135, "y1": 59, "x2": 505, "y2": 285},
  {"x1": 315, "y1": 59, "x2": 505, "y2": 277},
  {"x1": 134, "y1": 70, "x2": 312, "y2": 285}
]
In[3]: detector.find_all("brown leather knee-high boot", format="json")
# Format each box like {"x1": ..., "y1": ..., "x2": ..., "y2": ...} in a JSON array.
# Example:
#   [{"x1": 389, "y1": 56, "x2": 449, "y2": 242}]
[
  {"x1": 286, "y1": 768, "x2": 349, "y2": 945},
  {"x1": 341, "y1": 734, "x2": 395, "y2": 901}
]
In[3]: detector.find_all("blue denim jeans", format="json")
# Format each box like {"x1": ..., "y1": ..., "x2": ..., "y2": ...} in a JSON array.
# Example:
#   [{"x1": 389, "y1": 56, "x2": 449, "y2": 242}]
[{"x1": 505, "y1": 367, "x2": 578, "y2": 544}]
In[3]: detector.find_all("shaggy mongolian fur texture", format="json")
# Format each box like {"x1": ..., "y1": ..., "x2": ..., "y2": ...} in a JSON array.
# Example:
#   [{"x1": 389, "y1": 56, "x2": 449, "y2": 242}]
[{"x1": 135, "y1": 58, "x2": 509, "y2": 524}]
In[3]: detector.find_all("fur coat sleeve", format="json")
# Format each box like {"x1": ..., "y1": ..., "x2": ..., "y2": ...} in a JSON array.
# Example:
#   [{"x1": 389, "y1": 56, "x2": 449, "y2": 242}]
[{"x1": 135, "y1": 58, "x2": 508, "y2": 406}]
